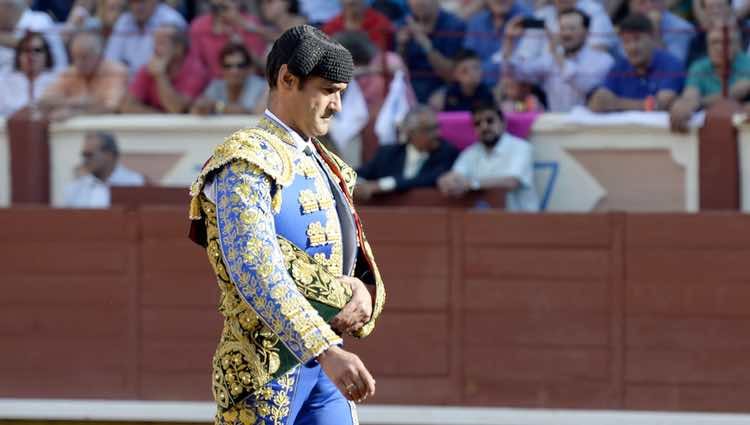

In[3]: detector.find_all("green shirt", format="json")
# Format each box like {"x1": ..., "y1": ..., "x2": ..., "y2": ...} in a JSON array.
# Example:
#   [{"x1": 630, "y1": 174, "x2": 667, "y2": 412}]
[{"x1": 686, "y1": 53, "x2": 750, "y2": 97}]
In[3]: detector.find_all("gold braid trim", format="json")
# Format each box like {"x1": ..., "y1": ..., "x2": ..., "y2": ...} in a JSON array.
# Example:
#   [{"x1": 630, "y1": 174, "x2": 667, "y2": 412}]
[{"x1": 189, "y1": 127, "x2": 294, "y2": 219}]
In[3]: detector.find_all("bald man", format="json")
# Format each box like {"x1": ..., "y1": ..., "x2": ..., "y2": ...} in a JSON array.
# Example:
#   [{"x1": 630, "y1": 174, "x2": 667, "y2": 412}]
[{"x1": 40, "y1": 31, "x2": 127, "y2": 120}]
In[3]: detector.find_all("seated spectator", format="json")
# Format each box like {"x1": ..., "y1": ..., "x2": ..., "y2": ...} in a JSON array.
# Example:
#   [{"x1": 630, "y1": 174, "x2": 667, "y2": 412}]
[
  {"x1": 429, "y1": 48, "x2": 496, "y2": 111},
  {"x1": 323, "y1": 0, "x2": 394, "y2": 51},
  {"x1": 494, "y1": 72, "x2": 545, "y2": 113},
  {"x1": 63, "y1": 131, "x2": 145, "y2": 208},
  {"x1": 371, "y1": 0, "x2": 409, "y2": 23},
  {"x1": 628, "y1": 0, "x2": 694, "y2": 64},
  {"x1": 60, "y1": 0, "x2": 126, "y2": 44},
  {"x1": 503, "y1": 8, "x2": 613, "y2": 112},
  {"x1": 0, "y1": 31, "x2": 57, "y2": 117},
  {"x1": 670, "y1": 23, "x2": 750, "y2": 131},
  {"x1": 437, "y1": 100, "x2": 539, "y2": 212},
  {"x1": 189, "y1": 0, "x2": 266, "y2": 78},
  {"x1": 462, "y1": 0, "x2": 530, "y2": 86},
  {"x1": 96, "y1": 0, "x2": 127, "y2": 42},
  {"x1": 588, "y1": 13, "x2": 684, "y2": 112},
  {"x1": 0, "y1": 0, "x2": 67, "y2": 73},
  {"x1": 515, "y1": 0, "x2": 617, "y2": 60},
  {"x1": 105, "y1": 0, "x2": 186, "y2": 76},
  {"x1": 396, "y1": 0, "x2": 466, "y2": 103},
  {"x1": 355, "y1": 105, "x2": 459, "y2": 201},
  {"x1": 256, "y1": 0, "x2": 307, "y2": 44},
  {"x1": 686, "y1": 0, "x2": 734, "y2": 66},
  {"x1": 191, "y1": 42, "x2": 267, "y2": 115},
  {"x1": 40, "y1": 30, "x2": 127, "y2": 120},
  {"x1": 121, "y1": 24, "x2": 209, "y2": 113}
]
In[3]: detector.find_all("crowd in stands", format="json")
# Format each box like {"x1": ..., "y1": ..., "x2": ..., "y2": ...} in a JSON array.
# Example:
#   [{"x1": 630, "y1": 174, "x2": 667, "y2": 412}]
[{"x1": 2, "y1": 0, "x2": 750, "y2": 209}]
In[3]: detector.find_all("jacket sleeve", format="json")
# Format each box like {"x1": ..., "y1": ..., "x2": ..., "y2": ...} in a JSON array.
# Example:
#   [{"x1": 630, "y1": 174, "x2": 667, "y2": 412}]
[{"x1": 214, "y1": 160, "x2": 342, "y2": 363}]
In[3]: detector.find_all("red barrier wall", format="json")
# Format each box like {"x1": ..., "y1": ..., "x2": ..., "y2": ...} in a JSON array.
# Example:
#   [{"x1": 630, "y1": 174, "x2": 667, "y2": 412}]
[{"x1": 1, "y1": 208, "x2": 750, "y2": 412}]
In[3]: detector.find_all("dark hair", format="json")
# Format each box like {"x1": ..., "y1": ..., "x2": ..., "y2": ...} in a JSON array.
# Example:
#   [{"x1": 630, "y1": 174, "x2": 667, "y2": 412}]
[
  {"x1": 287, "y1": 0, "x2": 300, "y2": 15},
  {"x1": 619, "y1": 13, "x2": 654, "y2": 34},
  {"x1": 90, "y1": 131, "x2": 119, "y2": 158},
  {"x1": 470, "y1": 99, "x2": 505, "y2": 122},
  {"x1": 558, "y1": 8, "x2": 591, "y2": 30},
  {"x1": 332, "y1": 30, "x2": 376, "y2": 66},
  {"x1": 218, "y1": 42, "x2": 253, "y2": 68},
  {"x1": 454, "y1": 48, "x2": 480, "y2": 64},
  {"x1": 14, "y1": 31, "x2": 53, "y2": 71}
]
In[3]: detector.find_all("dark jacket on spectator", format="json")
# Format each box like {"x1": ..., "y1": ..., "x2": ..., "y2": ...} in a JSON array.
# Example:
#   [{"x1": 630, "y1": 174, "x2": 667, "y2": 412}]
[{"x1": 357, "y1": 139, "x2": 459, "y2": 191}]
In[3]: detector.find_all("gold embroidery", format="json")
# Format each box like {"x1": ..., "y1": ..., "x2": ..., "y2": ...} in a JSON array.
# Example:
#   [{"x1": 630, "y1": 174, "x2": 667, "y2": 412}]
[
  {"x1": 306, "y1": 222, "x2": 327, "y2": 246},
  {"x1": 298, "y1": 190, "x2": 319, "y2": 214}
]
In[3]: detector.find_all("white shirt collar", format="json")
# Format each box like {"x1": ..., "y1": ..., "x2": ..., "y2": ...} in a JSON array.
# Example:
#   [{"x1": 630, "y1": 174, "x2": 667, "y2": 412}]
[{"x1": 264, "y1": 108, "x2": 311, "y2": 153}]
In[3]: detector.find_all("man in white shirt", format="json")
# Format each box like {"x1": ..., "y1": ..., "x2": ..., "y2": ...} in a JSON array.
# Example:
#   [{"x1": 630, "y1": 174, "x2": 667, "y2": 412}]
[
  {"x1": 104, "y1": 0, "x2": 186, "y2": 75},
  {"x1": 438, "y1": 101, "x2": 539, "y2": 212},
  {"x1": 63, "y1": 131, "x2": 145, "y2": 208},
  {"x1": 0, "y1": 0, "x2": 67, "y2": 73},
  {"x1": 512, "y1": 0, "x2": 617, "y2": 61},
  {"x1": 503, "y1": 8, "x2": 613, "y2": 112}
]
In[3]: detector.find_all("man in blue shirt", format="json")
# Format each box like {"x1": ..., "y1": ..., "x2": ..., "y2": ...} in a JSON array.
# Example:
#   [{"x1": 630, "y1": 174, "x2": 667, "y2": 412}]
[
  {"x1": 588, "y1": 13, "x2": 684, "y2": 112},
  {"x1": 628, "y1": 0, "x2": 694, "y2": 65},
  {"x1": 396, "y1": 0, "x2": 466, "y2": 102},
  {"x1": 463, "y1": 0, "x2": 530, "y2": 86}
]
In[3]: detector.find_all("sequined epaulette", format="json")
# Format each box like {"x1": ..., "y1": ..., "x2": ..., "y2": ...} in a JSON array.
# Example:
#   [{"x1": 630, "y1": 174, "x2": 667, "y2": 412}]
[{"x1": 189, "y1": 127, "x2": 294, "y2": 219}]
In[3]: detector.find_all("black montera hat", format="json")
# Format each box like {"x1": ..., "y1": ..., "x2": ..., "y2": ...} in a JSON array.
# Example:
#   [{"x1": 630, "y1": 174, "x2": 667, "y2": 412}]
[{"x1": 267, "y1": 25, "x2": 354, "y2": 85}]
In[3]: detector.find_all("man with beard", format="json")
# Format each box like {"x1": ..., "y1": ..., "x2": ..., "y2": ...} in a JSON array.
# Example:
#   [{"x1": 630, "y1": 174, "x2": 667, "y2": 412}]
[
  {"x1": 188, "y1": 25, "x2": 385, "y2": 425},
  {"x1": 437, "y1": 100, "x2": 539, "y2": 212},
  {"x1": 588, "y1": 13, "x2": 684, "y2": 112},
  {"x1": 502, "y1": 8, "x2": 613, "y2": 112}
]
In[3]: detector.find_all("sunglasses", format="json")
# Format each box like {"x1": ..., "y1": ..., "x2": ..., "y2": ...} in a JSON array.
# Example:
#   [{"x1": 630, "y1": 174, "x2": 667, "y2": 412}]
[
  {"x1": 21, "y1": 47, "x2": 45, "y2": 54},
  {"x1": 472, "y1": 116, "x2": 499, "y2": 127},
  {"x1": 222, "y1": 61, "x2": 249, "y2": 69}
]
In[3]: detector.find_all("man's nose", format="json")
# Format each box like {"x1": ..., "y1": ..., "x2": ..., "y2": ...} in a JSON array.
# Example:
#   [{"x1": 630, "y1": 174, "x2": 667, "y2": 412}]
[{"x1": 330, "y1": 92, "x2": 343, "y2": 112}]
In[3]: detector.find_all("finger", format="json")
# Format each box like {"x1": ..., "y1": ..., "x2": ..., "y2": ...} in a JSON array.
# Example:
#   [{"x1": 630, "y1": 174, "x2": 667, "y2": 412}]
[
  {"x1": 344, "y1": 376, "x2": 365, "y2": 401},
  {"x1": 358, "y1": 365, "x2": 376, "y2": 398},
  {"x1": 340, "y1": 381, "x2": 357, "y2": 401}
]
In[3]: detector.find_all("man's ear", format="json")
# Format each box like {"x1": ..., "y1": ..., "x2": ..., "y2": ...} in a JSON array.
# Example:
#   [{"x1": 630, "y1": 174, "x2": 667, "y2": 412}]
[{"x1": 278, "y1": 64, "x2": 299, "y2": 90}]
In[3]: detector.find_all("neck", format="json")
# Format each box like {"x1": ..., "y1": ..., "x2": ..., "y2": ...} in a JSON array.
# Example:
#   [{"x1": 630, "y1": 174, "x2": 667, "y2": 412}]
[
  {"x1": 268, "y1": 95, "x2": 310, "y2": 139},
  {"x1": 460, "y1": 83, "x2": 479, "y2": 96},
  {"x1": 227, "y1": 80, "x2": 244, "y2": 101},
  {"x1": 93, "y1": 162, "x2": 116, "y2": 182},
  {"x1": 564, "y1": 43, "x2": 584, "y2": 57}
]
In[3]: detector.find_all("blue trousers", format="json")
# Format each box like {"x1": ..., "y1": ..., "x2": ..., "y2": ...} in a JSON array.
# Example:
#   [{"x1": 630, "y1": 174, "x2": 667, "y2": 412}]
[{"x1": 216, "y1": 361, "x2": 357, "y2": 425}]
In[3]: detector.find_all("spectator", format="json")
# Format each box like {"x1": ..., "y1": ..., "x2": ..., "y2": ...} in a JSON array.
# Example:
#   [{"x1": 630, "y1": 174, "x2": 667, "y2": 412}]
[
  {"x1": 397, "y1": 0, "x2": 466, "y2": 103},
  {"x1": 371, "y1": 0, "x2": 409, "y2": 23},
  {"x1": 355, "y1": 105, "x2": 459, "y2": 200},
  {"x1": 298, "y1": 0, "x2": 341, "y2": 24},
  {"x1": 437, "y1": 100, "x2": 539, "y2": 212},
  {"x1": 61, "y1": 0, "x2": 126, "y2": 43},
  {"x1": 189, "y1": 0, "x2": 266, "y2": 78},
  {"x1": 670, "y1": 23, "x2": 750, "y2": 131},
  {"x1": 255, "y1": 0, "x2": 307, "y2": 44},
  {"x1": 517, "y1": 0, "x2": 617, "y2": 58},
  {"x1": 686, "y1": 0, "x2": 734, "y2": 66},
  {"x1": 323, "y1": 0, "x2": 394, "y2": 51},
  {"x1": 63, "y1": 131, "x2": 145, "y2": 208},
  {"x1": 494, "y1": 72, "x2": 545, "y2": 113},
  {"x1": 503, "y1": 8, "x2": 613, "y2": 112},
  {"x1": 121, "y1": 24, "x2": 209, "y2": 113},
  {"x1": 628, "y1": 0, "x2": 695, "y2": 64},
  {"x1": 0, "y1": 31, "x2": 57, "y2": 116},
  {"x1": 588, "y1": 13, "x2": 684, "y2": 112},
  {"x1": 104, "y1": 0, "x2": 186, "y2": 76},
  {"x1": 191, "y1": 42, "x2": 267, "y2": 115},
  {"x1": 462, "y1": 0, "x2": 530, "y2": 86},
  {"x1": 0, "y1": 0, "x2": 67, "y2": 73},
  {"x1": 40, "y1": 30, "x2": 127, "y2": 119},
  {"x1": 429, "y1": 48, "x2": 496, "y2": 111},
  {"x1": 96, "y1": 0, "x2": 127, "y2": 42}
]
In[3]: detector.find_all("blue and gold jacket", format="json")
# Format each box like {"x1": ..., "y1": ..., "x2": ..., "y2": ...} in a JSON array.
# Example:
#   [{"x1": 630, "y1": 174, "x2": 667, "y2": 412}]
[{"x1": 188, "y1": 115, "x2": 385, "y2": 410}]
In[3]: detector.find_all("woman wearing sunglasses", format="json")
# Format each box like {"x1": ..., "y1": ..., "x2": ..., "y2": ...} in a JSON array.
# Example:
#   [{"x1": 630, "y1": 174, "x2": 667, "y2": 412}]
[
  {"x1": 190, "y1": 42, "x2": 268, "y2": 115},
  {"x1": 0, "y1": 31, "x2": 57, "y2": 117}
]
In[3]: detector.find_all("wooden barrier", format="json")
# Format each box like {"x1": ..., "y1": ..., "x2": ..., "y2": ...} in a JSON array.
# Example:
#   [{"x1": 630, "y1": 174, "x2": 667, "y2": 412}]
[{"x1": 2, "y1": 208, "x2": 750, "y2": 412}]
